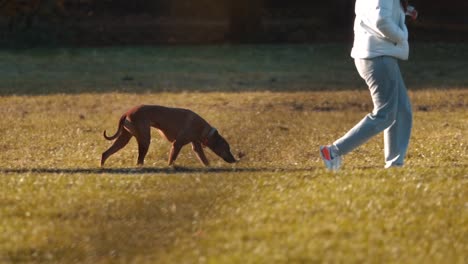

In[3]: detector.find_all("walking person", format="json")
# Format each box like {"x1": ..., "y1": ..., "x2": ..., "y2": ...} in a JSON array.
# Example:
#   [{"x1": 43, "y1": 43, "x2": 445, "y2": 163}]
[{"x1": 320, "y1": 0, "x2": 418, "y2": 170}]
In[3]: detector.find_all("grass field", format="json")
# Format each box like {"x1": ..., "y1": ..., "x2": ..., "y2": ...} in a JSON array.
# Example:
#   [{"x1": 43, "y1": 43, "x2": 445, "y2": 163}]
[{"x1": 0, "y1": 44, "x2": 467, "y2": 263}]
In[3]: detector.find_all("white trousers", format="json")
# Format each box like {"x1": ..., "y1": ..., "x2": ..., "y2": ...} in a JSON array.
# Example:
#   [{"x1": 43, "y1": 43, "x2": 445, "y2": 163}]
[{"x1": 334, "y1": 56, "x2": 413, "y2": 168}]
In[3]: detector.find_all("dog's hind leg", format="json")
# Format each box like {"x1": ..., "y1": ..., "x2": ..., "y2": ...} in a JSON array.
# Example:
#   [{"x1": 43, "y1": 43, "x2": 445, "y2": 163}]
[
  {"x1": 134, "y1": 122, "x2": 151, "y2": 166},
  {"x1": 168, "y1": 141, "x2": 184, "y2": 166},
  {"x1": 101, "y1": 130, "x2": 132, "y2": 166}
]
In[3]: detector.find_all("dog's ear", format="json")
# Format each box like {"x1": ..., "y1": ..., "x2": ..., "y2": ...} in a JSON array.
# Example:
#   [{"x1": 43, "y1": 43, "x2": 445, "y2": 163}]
[{"x1": 208, "y1": 130, "x2": 221, "y2": 145}]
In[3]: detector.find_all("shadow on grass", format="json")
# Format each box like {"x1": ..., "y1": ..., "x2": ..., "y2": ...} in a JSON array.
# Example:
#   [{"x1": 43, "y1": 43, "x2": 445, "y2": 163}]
[
  {"x1": 0, "y1": 166, "x2": 316, "y2": 175},
  {"x1": 1, "y1": 43, "x2": 466, "y2": 96}
]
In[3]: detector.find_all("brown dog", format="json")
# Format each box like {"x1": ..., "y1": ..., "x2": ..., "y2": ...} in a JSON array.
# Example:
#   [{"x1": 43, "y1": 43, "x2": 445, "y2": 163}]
[{"x1": 101, "y1": 105, "x2": 237, "y2": 167}]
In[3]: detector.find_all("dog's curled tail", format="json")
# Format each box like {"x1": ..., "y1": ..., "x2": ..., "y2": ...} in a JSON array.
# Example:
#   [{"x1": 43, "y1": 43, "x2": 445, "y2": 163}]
[{"x1": 103, "y1": 115, "x2": 126, "y2": 140}]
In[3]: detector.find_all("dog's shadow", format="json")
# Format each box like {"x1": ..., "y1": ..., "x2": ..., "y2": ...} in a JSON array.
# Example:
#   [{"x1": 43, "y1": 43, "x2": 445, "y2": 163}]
[{"x1": 0, "y1": 166, "x2": 315, "y2": 175}]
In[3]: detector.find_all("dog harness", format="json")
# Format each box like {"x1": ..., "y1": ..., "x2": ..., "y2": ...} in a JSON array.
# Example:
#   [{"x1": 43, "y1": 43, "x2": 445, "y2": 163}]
[{"x1": 202, "y1": 127, "x2": 217, "y2": 146}]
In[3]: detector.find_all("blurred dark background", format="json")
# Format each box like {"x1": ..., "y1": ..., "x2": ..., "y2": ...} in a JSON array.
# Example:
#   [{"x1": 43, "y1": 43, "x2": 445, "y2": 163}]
[{"x1": 1, "y1": 0, "x2": 467, "y2": 46}]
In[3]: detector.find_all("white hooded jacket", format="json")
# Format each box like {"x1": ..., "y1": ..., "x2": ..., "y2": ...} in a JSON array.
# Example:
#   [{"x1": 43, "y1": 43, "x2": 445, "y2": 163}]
[{"x1": 351, "y1": 0, "x2": 409, "y2": 60}]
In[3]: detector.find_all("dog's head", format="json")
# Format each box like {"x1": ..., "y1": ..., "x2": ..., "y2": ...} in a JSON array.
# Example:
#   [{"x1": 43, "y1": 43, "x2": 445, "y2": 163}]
[{"x1": 205, "y1": 130, "x2": 237, "y2": 163}]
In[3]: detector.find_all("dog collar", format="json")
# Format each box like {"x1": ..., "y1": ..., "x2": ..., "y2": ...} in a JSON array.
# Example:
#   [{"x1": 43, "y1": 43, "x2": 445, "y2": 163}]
[{"x1": 202, "y1": 127, "x2": 217, "y2": 146}]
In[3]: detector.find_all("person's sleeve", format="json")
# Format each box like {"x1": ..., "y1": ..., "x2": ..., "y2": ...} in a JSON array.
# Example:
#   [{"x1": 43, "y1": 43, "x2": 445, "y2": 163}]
[{"x1": 361, "y1": 0, "x2": 407, "y2": 44}]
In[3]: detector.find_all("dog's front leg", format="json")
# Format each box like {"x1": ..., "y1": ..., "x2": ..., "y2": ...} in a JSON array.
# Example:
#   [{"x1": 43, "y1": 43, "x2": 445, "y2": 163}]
[
  {"x1": 192, "y1": 142, "x2": 209, "y2": 166},
  {"x1": 168, "y1": 141, "x2": 183, "y2": 166}
]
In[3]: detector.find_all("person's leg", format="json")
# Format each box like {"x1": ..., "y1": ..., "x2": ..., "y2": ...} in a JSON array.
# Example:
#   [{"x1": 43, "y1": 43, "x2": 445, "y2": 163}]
[
  {"x1": 333, "y1": 57, "x2": 399, "y2": 157},
  {"x1": 383, "y1": 62, "x2": 413, "y2": 168}
]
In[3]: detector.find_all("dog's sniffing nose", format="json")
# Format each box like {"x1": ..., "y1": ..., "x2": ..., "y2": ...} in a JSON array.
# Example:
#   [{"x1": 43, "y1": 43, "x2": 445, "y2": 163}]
[{"x1": 224, "y1": 156, "x2": 238, "y2": 163}]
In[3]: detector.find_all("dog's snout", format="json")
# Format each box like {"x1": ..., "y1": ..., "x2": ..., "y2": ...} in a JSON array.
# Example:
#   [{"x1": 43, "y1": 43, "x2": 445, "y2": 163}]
[{"x1": 223, "y1": 153, "x2": 238, "y2": 163}]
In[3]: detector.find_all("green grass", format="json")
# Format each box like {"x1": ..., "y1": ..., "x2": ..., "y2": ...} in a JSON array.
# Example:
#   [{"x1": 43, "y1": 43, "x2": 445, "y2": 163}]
[
  {"x1": 1, "y1": 43, "x2": 468, "y2": 95},
  {"x1": 0, "y1": 44, "x2": 467, "y2": 263}
]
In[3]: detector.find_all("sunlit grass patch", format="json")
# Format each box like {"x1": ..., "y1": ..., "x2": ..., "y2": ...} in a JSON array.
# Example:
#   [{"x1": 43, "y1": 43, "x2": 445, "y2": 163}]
[{"x1": 0, "y1": 90, "x2": 467, "y2": 263}]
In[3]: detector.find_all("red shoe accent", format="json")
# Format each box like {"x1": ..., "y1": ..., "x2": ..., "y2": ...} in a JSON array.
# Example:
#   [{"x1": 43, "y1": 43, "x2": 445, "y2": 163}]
[{"x1": 321, "y1": 147, "x2": 331, "y2": 160}]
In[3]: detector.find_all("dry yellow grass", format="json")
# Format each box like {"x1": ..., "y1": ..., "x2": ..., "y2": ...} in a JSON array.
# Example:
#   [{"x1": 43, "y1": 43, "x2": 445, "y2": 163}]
[{"x1": 0, "y1": 90, "x2": 467, "y2": 263}]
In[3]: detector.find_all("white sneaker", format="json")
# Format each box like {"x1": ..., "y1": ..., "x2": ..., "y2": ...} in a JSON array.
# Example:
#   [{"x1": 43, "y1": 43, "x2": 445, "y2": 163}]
[
  {"x1": 384, "y1": 163, "x2": 403, "y2": 169},
  {"x1": 320, "y1": 145, "x2": 342, "y2": 171}
]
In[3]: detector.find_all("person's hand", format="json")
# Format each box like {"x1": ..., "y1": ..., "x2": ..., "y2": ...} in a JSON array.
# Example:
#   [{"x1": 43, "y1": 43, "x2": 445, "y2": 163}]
[{"x1": 406, "y1": 5, "x2": 418, "y2": 21}]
